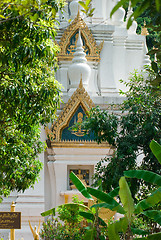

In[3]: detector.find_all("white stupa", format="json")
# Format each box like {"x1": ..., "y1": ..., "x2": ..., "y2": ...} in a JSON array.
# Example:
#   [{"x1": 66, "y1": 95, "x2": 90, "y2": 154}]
[{"x1": 68, "y1": 30, "x2": 91, "y2": 92}]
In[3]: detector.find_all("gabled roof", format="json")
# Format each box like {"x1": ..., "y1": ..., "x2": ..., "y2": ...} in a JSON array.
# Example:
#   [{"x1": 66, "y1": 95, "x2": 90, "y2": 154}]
[
  {"x1": 46, "y1": 80, "x2": 94, "y2": 142},
  {"x1": 58, "y1": 11, "x2": 103, "y2": 62}
]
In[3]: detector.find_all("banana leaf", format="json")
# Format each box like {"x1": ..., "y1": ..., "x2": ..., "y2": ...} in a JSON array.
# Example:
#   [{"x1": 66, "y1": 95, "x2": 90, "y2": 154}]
[
  {"x1": 108, "y1": 186, "x2": 120, "y2": 198},
  {"x1": 98, "y1": 216, "x2": 107, "y2": 227},
  {"x1": 150, "y1": 140, "x2": 161, "y2": 164},
  {"x1": 135, "y1": 187, "x2": 161, "y2": 214},
  {"x1": 83, "y1": 228, "x2": 96, "y2": 240},
  {"x1": 79, "y1": 211, "x2": 94, "y2": 221},
  {"x1": 41, "y1": 203, "x2": 89, "y2": 217},
  {"x1": 91, "y1": 202, "x2": 117, "y2": 210},
  {"x1": 142, "y1": 210, "x2": 161, "y2": 225},
  {"x1": 90, "y1": 187, "x2": 119, "y2": 210},
  {"x1": 134, "y1": 232, "x2": 161, "y2": 239},
  {"x1": 131, "y1": 227, "x2": 149, "y2": 236},
  {"x1": 41, "y1": 208, "x2": 55, "y2": 217},
  {"x1": 79, "y1": 211, "x2": 107, "y2": 227},
  {"x1": 119, "y1": 177, "x2": 135, "y2": 221},
  {"x1": 108, "y1": 223, "x2": 120, "y2": 240},
  {"x1": 108, "y1": 217, "x2": 128, "y2": 240},
  {"x1": 87, "y1": 187, "x2": 125, "y2": 214},
  {"x1": 99, "y1": 236, "x2": 106, "y2": 240},
  {"x1": 124, "y1": 170, "x2": 161, "y2": 186},
  {"x1": 69, "y1": 171, "x2": 93, "y2": 199}
]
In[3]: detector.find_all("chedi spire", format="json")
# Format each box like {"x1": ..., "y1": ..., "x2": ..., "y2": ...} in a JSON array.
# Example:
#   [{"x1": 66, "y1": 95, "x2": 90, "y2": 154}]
[{"x1": 68, "y1": 30, "x2": 91, "y2": 92}]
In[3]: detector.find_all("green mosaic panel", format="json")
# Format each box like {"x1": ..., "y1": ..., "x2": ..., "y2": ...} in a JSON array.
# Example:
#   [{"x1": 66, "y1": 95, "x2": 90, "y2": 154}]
[{"x1": 61, "y1": 104, "x2": 94, "y2": 141}]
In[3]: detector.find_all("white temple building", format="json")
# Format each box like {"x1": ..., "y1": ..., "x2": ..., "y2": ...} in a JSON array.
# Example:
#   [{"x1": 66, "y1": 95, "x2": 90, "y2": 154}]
[{"x1": 0, "y1": 0, "x2": 150, "y2": 239}]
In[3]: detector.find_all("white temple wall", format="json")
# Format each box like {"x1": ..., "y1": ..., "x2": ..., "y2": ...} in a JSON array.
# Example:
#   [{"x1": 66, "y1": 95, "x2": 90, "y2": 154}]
[{"x1": 44, "y1": 147, "x2": 112, "y2": 211}]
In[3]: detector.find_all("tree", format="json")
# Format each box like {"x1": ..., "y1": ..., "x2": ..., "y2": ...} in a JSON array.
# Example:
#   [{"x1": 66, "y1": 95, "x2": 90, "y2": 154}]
[
  {"x1": 0, "y1": 0, "x2": 65, "y2": 199},
  {"x1": 81, "y1": 71, "x2": 161, "y2": 195}
]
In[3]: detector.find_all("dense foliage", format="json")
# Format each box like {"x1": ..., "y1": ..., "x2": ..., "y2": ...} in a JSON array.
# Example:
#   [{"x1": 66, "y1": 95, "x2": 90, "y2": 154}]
[
  {"x1": 67, "y1": 140, "x2": 161, "y2": 240},
  {"x1": 40, "y1": 196, "x2": 86, "y2": 240},
  {"x1": 0, "y1": 0, "x2": 65, "y2": 198},
  {"x1": 81, "y1": 71, "x2": 161, "y2": 195}
]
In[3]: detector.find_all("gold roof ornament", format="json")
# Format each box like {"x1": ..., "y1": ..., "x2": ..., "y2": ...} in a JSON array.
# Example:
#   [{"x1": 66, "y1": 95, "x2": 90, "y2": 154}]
[
  {"x1": 141, "y1": 21, "x2": 149, "y2": 36},
  {"x1": 58, "y1": 11, "x2": 103, "y2": 62},
  {"x1": 46, "y1": 78, "x2": 112, "y2": 148},
  {"x1": 46, "y1": 78, "x2": 95, "y2": 144}
]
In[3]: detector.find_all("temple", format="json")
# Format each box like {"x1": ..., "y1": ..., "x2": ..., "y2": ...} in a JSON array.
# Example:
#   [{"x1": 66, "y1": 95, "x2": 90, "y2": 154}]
[{"x1": 0, "y1": 0, "x2": 150, "y2": 239}]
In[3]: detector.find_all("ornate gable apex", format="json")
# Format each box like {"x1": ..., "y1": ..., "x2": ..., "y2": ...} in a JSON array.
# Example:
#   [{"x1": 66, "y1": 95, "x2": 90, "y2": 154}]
[
  {"x1": 58, "y1": 11, "x2": 103, "y2": 62},
  {"x1": 46, "y1": 80, "x2": 95, "y2": 144}
]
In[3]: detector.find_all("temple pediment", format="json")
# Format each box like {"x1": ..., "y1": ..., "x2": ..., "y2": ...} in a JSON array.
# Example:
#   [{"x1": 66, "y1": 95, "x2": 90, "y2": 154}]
[
  {"x1": 46, "y1": 80, "x2": 94, "y2": 145},
  {"x1": 46, "y1": 80, "x2": 110, "y2": 148},
  {"x1": 58, "y1": 11, "x2": 103, "y2": 62}
]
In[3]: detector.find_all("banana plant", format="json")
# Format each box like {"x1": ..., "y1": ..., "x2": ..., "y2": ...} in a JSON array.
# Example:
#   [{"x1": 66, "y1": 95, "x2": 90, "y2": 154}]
[
  {"x1": 69, "y1": 140, "x2": 161, "y2": 239},
  {"x1": 69, "y1": 171, "x2": 135, "y2": 240},
  {"x1": 41, "y1": 140, "x2": 161, "y2": 239}
]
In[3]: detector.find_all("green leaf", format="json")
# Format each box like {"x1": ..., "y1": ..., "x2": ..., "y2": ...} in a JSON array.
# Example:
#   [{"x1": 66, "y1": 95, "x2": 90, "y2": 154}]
[
  {"x1": 98, "y1": 216, "x2": 107, "y2": 227},
  {"x1": 69, "y1": 172, "x2": 93, "y2": 199},
  {"x1": 110, "y1": 0, "x2": 126, "y2": 18},
  {"x1": 85, "y1": 0, "x2": 91, "y2": 6},
  {"x1": 79, "y1": 211, "x2": 94, "y2": 221},
  {"x1": 59, "y1": 203, "x2": 90, "y2": 211},
  {"x1": 0, "y1": 14, "x2": 6, "y2": 19},
  {"x1": 134, "y1": 232, "x2": 161, "y2": 239},
  {"x1": 135, "y1": 187, "x2": 161, "y2": 214},
  {"x1": 155, "y1": 0, "x2": 161, "y2": 11},
  {"x1": 131, "y1": 227, "x2": 149, "y2": 236},
  {"x1": 132, "y1": 1, "x2": 151, "y2": 20},
  {"x1": 88, "y1": 8, "x2": 95, "y2": 17},
  {"x1": 108, "y1": 223, "x2": 120, "y2": 240},
  {"x1": 80, "y1": 210, "x2": 107, "y2": 227},
  {"x1": 151, "y1": 61, "x2": 159, "y2": 74},
  {"x1": 119, "y1": 177, "x2": 134, "y2": 221},
  {"x1": 124, "y1": 170, "x2": 161, "y2": 186},
  {"x1": 79, "y1": 1, "x2": 88, "y2": 11},
  {"x1": 109, "y1": 187, "x2": 119, "y2": 198},
  {"x1": 41, "y1": 203, "x2": 89, "y2": 217},
  {"x1": 91, "y1": 202, "x2": 117, "y2": 210},
  {"x1": 83, "y1": 228, "x2": 96, "y2": 240},
  {"x1": 142, "y1": 210, "x2": 161, "y2": 225},
  {"x1": 150, "y1": 140, "x2": 161, "y2": 164},
  {"x1": 41, "y1": 208, "x2": 55, "y2": 217},
  {"x1": 108, "y1": 217, "x2": 128, "y2": 240},
  {"x1": 87, "y1": 187, "x2": 125, "y2": 214},
  {"x1": 99, "y1": 236, "x2": 106, "y2": 240}
]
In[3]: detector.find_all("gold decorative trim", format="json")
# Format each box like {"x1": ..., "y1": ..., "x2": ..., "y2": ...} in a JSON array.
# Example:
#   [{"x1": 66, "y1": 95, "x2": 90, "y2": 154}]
[
  {"x1": 58, "y1": 11, "x2": 103, "y2": 62},
  {"x1": 46, "y1": 79, "x2": 95, "y2": 143},
  {"x1": 51, "y1": 140, "x2": 112, "y2": 148}
]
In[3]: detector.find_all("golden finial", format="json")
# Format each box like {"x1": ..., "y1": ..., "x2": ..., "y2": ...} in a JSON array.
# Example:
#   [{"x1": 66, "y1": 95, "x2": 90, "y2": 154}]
[
  {"x1": 141, "y1": 21, "x2": 149, "y2": 36},
  {"x1": 79, "y1": 75, "x2": 83, "y2": 88},
  {"x1": 77, "y1": 6, "x2": 81, "y2": 19}
]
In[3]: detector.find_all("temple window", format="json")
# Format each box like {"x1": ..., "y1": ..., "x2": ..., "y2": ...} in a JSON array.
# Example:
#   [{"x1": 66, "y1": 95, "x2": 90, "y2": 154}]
[{"x1": 67, "y1": 165, "x2": 94, "y2": 190}]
